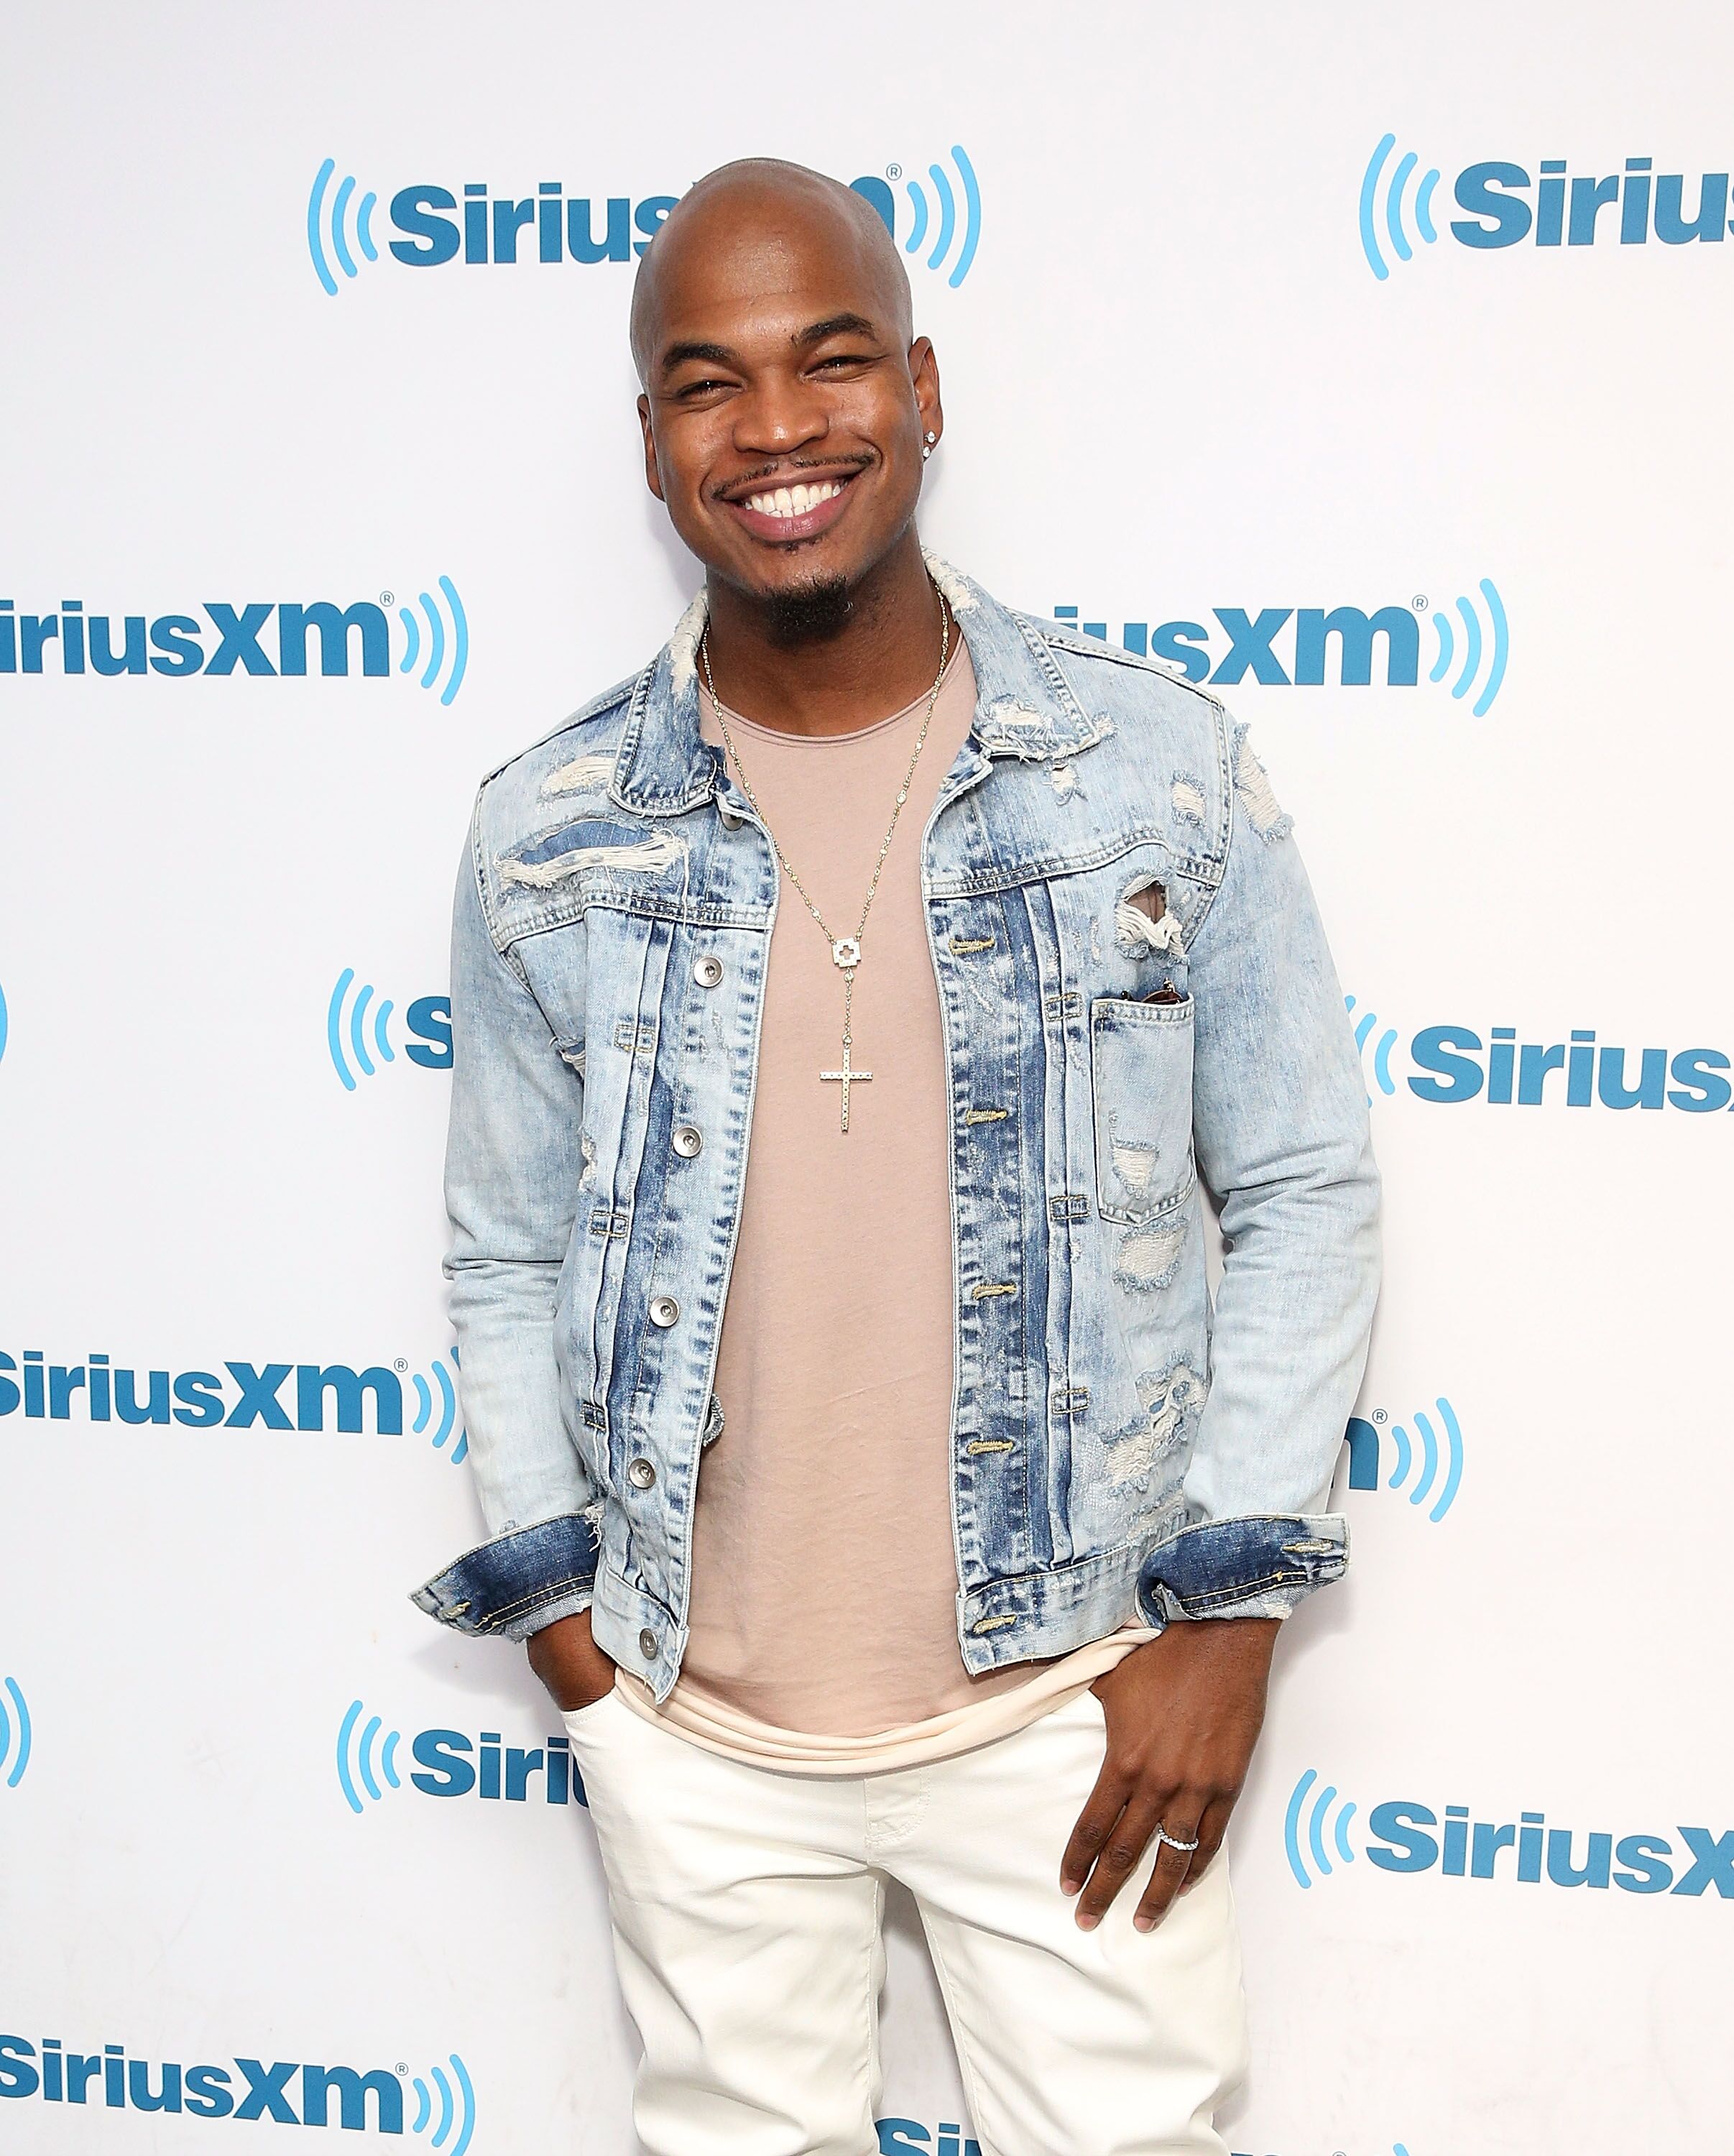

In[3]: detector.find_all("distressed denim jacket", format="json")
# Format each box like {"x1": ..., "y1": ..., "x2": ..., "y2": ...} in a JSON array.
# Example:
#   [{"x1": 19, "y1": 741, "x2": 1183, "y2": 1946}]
[{"x1": 412, "y1": 558, "x2": 1380, "y2": 1700}]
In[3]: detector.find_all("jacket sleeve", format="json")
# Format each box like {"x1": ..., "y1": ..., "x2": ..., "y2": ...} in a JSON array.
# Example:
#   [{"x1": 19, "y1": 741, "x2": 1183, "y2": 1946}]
[
  {"x1": 1135, "y1": 722, "x2": 1380, "y2": 1628},
  {"x1": 409, "y1": 807, "x2": 601, "y2": 1641}
]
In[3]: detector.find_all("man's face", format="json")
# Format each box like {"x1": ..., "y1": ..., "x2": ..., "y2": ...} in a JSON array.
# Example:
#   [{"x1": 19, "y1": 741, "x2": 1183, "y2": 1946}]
[{"x1": 636, "y1": 205, "x2": 939, "y2": 611}]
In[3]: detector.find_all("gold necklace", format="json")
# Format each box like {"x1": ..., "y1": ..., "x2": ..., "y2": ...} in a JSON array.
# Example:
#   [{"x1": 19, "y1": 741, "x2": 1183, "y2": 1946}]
[{"x1": 699, "y1": 584, "x2": 952, "y2": 1133}]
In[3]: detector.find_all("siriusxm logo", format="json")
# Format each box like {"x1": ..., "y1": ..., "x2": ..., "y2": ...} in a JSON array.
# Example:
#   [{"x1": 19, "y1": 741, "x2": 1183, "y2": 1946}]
[
  {"x1": 1053, "y1": 583, "x2": 1509, "y2": 714},
  {"x1": 1361, "y1": 133, "x2": 1734, "y2": 277},
  {"x1": 328, "y1": 973, "x2": 451, "y2": 1090},
  {"x1": 309, "y1": 147, "x2": 979, "y2": 291},
  {"x1": 878, "y1": 2123, "x2": 981, "y2": 2155},
  {"x1": 1283, "y1": 1770, "x2": 1733, "y2": 1900},
  {"x1": 0, "y1": 1674, "x2": 31, "y2": 1791},
  {"x1": 0, "y1": 2035, "x2": 473, "y2": 2147},
  {"x1": 0, "y1": 1345, "x2": 467, "y2": 1462},
  {"x1": 1347, "y1": 1001, "x2": 1734, "y2": 1114},
  {"x1": 336, "y1": 1700, "x2": 585, "y2": 1815},
  {"x1": 1341, "y1": 1396, "x2": 1463, "y2": 1524},
  {"x1": 1, "y1": 582, "x2": 468, "y2": 705}
]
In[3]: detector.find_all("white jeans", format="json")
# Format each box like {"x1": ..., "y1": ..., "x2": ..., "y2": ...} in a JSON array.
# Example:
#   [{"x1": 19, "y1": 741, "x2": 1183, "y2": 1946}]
[{"x1": 563, "y1": 1685, "x2": 1249, "y2": 2156}]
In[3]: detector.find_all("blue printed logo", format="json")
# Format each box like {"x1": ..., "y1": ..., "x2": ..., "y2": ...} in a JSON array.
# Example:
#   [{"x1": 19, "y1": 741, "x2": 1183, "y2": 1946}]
[
  {"x1": 1283, "y1": 1769, "x2": 1734, "y2": 1899},
  {"x1": 336, "y1": 1702, "x2": 585, "y2": 1815},
  {"x1": 0, "y1": 1345, "x2": 467, "y2": 1463},
  {"x1": 326, "y1": 973, "x2": 452, "y2": 1089},
  {"x1": 0, "y1": 1676, "x2": 32, "y2": 1791},
  {"x1": 877, "y1": 2122, "x2": 981, "y2": 2155},
  {"x1": 1360, "y1": 134, "x2": 1734, "y2": 276},
  {"x1": 849, "y1": 147, "x2": 983, "y2": 287},
  {"x1": 1052, "y1": 581, "x2": 1509, "y2": 712},
  {"x1": 1346, "y1": 999, "x2": 1734, "y2": 1115},
  {"x1": 1, "y1": 584, "x2": 468, "y2": 705},
  {"x1": 0, "y1": 2034, "x2": 473, "y2": 2146},
  {"x1": 1341, "y1": 1397, "x2": 1464, "y2": 1523}
]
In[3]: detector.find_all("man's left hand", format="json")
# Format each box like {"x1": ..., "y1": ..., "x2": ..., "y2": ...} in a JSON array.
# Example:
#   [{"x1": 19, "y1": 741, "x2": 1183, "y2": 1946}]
[{"x1": 1061, "y1": 1616, "x2": 1281, "y2": 1932}]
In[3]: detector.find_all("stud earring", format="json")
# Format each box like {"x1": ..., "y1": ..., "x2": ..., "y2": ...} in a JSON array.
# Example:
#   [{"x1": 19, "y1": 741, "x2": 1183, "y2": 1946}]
[{"x1": 922, "y1": 430, "x2": 939, "y2": 461}]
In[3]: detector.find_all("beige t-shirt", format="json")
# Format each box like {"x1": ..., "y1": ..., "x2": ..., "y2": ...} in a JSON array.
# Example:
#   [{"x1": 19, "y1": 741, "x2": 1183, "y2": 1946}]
[{"x1": 616, "y1": 632, "x2": 1150, "y2": 1769}]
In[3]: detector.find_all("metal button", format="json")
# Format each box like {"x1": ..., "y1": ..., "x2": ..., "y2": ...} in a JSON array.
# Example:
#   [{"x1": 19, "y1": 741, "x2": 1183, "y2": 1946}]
[
  {"x1": 627, "y1": 1456, "x2": 656, "y2": 1489},
  {"x1": 671, "y1": 1123, "x2": 703, "y2": 1158},
  {"x1": 693, "y1": 954, "x2": 724, "y2": 988},
  {"x1": 638, "y1": 1628, "x2": 658, "y2": 1660},
  {"x1": 648, "y1": 1294, "x2": 681, "y2": 1328}
]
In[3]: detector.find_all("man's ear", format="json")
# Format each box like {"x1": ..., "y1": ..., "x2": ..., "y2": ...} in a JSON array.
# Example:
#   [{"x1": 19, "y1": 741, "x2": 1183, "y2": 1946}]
[{"x1": 637, "y1": 393, "x2": 665, "y2": 502}]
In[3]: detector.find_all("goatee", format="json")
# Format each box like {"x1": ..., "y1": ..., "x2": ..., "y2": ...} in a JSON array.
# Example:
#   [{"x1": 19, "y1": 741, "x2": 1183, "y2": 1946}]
[{"x1": 763, "y1": 574, "x2": 854, "y2": 647}]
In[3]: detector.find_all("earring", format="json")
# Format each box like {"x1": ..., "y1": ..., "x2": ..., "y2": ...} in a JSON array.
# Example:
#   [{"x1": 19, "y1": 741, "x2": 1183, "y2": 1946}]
[{"x1": 922, "y1": 430, "x2": 939, "y2": 461}]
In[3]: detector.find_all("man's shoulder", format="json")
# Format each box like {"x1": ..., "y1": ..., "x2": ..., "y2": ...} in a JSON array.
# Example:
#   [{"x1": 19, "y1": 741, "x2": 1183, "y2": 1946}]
[
  {"x1": 475, "y1": 671, "x2": 641, "y2": 796},
  {"x1": 464, "y1": 669, "x2": 648, "y2": 857},
  {"x1": 1018, "y1": 609, "x2": 1228, "y2": 737}
]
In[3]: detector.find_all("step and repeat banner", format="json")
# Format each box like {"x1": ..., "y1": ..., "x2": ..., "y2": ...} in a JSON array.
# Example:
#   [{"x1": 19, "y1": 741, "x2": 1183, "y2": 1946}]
[{"x1": 3, "y1": 4, "x2": 1730, "y2": 2151}]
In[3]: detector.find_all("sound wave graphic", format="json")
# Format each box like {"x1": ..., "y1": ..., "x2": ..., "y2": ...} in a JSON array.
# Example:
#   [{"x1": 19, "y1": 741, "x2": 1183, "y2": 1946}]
[
  {"x1": 1344, "y1": 994, "x2": 1398, "y2": 1098},
  {"x1": 308, "y1": 159, "x2": 379, "y2": 296},
  {"x1": 1359, "y1": 134, "x2": 1441, "y2": 279},
  {"x1": 1283, "y1": 1766, "x2": 1358, "y2": 1887},
  {"x1": 0, "y1": 1677, "x2": 32, "y2": 1790},
  {"x1": 1344, "y1": 1396, "x2": 1465, "y2": 1522},
  {"x1": 336, "y1": 1700, "x2": 402, "y2": 1814},
  {"x1": 397, "y1": 577, "x2": 469, "y2": 707},
  {"x1": 1429, "y1": 578, "x2": 1509, "y2": 716},
  {"x1": 410, "y1": 2054, "x2": 476, "y2": 2156},
  {"x1": 327, "y1": 968, "x2": 397, "y2": 1089},
  {"x1": 411, "y1": 1348, "x2": 469, "y2": 1466},
  {"x1": 0, "y1": 980, "x2": 9, "y2": 1067},
  {"x1": 851, "y1": 147, "x2": 982, "y2": 287}
]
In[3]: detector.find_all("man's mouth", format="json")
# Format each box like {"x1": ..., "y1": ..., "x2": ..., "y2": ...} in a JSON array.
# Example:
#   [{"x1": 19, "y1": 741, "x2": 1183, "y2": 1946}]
[{"x1": 721, "y1": 471, "x2": 859, "y2": 543}]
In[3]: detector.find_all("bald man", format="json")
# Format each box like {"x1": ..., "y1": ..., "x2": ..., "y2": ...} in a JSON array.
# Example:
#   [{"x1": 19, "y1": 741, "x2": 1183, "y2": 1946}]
[{"x1": 415, "y1": 160, "x2": 1379, "y2": 2155}]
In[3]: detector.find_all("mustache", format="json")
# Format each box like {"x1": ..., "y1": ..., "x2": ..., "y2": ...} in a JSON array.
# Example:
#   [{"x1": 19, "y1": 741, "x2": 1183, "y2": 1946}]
[{"x1": 709, "y1": 453, "x2": 873, "y2": 500}]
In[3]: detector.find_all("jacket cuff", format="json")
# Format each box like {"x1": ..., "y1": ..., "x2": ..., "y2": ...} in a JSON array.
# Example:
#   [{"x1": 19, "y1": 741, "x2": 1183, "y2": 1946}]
[
  {"x1": 1135, "y1": 1514, "x2": 1347, "y2": 1627},
  {"x1": 410, "y1": 1514, "x2": 601, "y2": 1641}
]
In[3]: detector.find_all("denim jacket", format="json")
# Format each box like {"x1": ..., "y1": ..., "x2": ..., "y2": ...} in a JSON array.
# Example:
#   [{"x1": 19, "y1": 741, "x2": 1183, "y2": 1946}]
[{"x1": 412, "y1": 558, "x2": 1380, "y2": 1700}]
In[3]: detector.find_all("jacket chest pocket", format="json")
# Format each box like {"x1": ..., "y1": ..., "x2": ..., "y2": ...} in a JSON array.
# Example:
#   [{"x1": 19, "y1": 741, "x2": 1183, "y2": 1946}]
[{"x1": 1089, "y1": 996, "x2": 1196, "y2": 1224}]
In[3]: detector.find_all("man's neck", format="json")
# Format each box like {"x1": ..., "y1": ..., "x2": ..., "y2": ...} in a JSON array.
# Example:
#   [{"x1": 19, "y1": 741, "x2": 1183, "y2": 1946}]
[{"x1": 700, "y1": 530, "x2": 946, "y2": 740}]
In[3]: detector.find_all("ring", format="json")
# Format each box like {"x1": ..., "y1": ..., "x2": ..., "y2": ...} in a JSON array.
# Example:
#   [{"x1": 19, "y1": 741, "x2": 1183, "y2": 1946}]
[{"x1": 1153, "y1": 1827, "x2": 1201, "y2": 1853}]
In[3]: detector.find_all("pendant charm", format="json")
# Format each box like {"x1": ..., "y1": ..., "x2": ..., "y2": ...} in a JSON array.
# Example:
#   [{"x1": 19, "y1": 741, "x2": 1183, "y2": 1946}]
[{"x1": 831, "y1": 936, "x2": 862, "y2": 969}]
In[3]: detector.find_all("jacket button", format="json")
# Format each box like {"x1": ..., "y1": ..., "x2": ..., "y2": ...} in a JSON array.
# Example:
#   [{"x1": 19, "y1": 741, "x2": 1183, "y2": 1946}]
[
  {"x1": 648, "y1": 1294, "x2": 681, "y2": 1327},
  {"x1": 671, "y1": 1123, "x2": 703, "y2": 1158},
  {"x1": 638, "y1": 1628, "x2": 658, "y2": 1659},
  {"x1": 693, "y1": 955, "x2": 724, "y2": 987},
  {"x1": 627, "y1": 1456, "x2": 656, "y2": 1489}
]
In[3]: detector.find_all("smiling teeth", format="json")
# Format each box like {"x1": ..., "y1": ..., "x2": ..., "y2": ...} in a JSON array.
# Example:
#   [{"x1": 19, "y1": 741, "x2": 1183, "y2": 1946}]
[{"x1": 744, "y1": 480, "x2": 844, "y2": 517}]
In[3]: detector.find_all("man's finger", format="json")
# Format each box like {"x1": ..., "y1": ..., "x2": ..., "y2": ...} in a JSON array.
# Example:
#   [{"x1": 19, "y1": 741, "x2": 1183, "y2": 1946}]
[
  {"x1": 1131, "y1": 1810, "x2": 1205, "y2": 1932},
  {"x1": 1176, "y1": 1795, "x2": 1235, "y2": 1896},
  {"x1": 1059, "y1": 1759, "x2": 1132, "y2": 1899},
  {"x1": 1074, "y1": 1792, "x2": 1167, "y2": 1930}
]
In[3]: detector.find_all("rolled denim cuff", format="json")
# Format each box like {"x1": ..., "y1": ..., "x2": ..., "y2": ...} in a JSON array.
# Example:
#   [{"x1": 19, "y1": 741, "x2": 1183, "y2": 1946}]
[
  {"x1": 1135, "y1": 1514, "x2": 1348, "y2": 1628},
  {"x1": 410, "y1": 1514, "x2": 600, "y2": 1641}
]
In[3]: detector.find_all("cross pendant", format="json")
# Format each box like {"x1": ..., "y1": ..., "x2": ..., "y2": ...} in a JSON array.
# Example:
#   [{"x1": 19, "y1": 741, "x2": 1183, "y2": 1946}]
[{"x1": 819, "y1": 1037, "x2": 874, "y2": 1133}]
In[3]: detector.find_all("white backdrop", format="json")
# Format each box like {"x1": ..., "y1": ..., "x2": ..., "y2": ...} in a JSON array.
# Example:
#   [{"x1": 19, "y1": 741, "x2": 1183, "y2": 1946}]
[{"x1": 3, "y1": 4, "x2": 1732, "y2": 2152}]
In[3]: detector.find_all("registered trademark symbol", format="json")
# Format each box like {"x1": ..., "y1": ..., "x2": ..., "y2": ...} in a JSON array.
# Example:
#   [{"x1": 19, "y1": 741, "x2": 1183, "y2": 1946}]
[
  {"x1": 380, "y1": 590, "x2": 395, "y2": 608},
  {"x1": 885, "y1": 163, "x2": 902, "y2": 181},
  {"x1": 394, "y1": 1358, "x2": 408, "y2": 1373},
  {"x1": 1373, "y1": 1409, "x2": 1388, "y2": 1423},
  {"x1": 1411, "y1": 593, "x2": 1427, "y2": 612},
  {"x1": 396, "y1": 2063, "x2": 407, "y2": 2077}
]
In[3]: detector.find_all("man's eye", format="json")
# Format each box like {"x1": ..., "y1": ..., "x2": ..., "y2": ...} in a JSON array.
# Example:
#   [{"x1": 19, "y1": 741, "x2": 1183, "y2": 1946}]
[
  {"x1": 677, "y1": 378, "x2": 730, "y2": 398},
  {"x1": 815, "y1": 352, "x2": 874, "y2": 371}
]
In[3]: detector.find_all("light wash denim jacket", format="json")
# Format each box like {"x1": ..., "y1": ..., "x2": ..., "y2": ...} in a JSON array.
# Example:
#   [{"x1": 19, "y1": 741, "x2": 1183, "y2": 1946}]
[{"x1": 412, "y1": 558, "x2": 1380, "y2": 1700}]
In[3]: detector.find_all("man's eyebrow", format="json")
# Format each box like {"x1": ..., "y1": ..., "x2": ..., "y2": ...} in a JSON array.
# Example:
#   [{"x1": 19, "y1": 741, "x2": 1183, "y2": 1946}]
[
  {"x1": 659, "y1": 338, "x2": 741, "y2": 375},
  {"x1": 792, "y1": 312, "x2": 879, "y2": 349}
]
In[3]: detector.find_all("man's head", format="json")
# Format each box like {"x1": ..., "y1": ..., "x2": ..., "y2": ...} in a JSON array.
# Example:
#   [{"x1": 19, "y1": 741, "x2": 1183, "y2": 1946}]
[{"x1": 632, "y1": 159, "x2": 941, "y2": 641}]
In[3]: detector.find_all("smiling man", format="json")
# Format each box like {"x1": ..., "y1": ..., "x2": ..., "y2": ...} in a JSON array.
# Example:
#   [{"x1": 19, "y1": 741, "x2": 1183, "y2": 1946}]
[{"x1": 413, "y1": 160, "x2": 1380, "y2": 2155}]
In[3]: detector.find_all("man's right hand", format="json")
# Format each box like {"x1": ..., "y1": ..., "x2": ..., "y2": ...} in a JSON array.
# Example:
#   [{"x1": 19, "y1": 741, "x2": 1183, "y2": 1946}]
[{"x1": 525, "y1": 1608, "x2": 617, "y2": 1712}]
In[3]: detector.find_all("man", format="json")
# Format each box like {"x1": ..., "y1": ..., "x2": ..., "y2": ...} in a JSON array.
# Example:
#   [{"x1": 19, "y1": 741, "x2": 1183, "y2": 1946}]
[{"x1": 413, "y1": 160, "x2": 1378, "y2": 2155}]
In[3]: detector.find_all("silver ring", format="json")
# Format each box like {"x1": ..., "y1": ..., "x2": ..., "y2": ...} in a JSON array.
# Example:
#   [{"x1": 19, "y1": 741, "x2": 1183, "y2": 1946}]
[{"x1": 1154, "y1": 1827, "x2": 1201, "y2": 1854}]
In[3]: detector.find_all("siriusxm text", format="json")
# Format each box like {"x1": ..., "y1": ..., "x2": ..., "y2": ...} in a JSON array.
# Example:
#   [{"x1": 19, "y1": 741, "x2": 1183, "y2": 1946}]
[
  {"x1": 1, "y1": 1353, "x2": 423, "y2": 1430},
  {"x1": 1453, "y1": 158, "x2": 1734, "y2": 248},
  {"x1": 1407, "y1": 1028, "x2": 1733, "y2": 1111},
  {"x1": 1053, "y1": 604, "x2": 1425, "y2": 688},
  {"x1": 0, "y1": 2040, "x2": 405, "y2": 2128},
  {"x1": 2, "y1": 600, "x2": 391, "y2": 678},
  {"x1": 1366, "y1": 1805, "x2": 1732, "y2": 1896}
]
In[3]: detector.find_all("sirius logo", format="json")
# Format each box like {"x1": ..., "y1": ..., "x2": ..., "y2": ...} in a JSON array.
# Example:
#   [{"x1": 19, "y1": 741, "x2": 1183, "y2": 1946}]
[
  {"x1": 336, "y1": 1701, "x2": 585, "y2": 1814},
  {"x1": 849, "y1": 147, "x2": 983, "y2": 287},
  {"x1": 1360, "y1": 133, "x2": 1734, "y2": 277},
  {"x1": 328, "y1": 972, "x2": 452, "y2": 1089},
  {"x1": 0, "y1": 1676, "x2": 32, "y2": 1791},
  {"x1": 1345, "y1": 1002, "x2": 1734, "y2": 1114},
  {"x1": 0, "y1": 584, "x2": 468, "y2": 705},
  {"x1": 1052, "y1": 584, "x2": 1508, "y2": 713},
  {"x1": 1341, "y1": 1397, "x2": 1463, "y2": 1523},
  {"x1": 877, "y1": 2122, "x2": 982, "y2": 2155},
  {"x1": 0, "y1": 2035, "x2": 474, "y2": 2148},
  {"x1": 1283, "y1": 1769, "x2": 1734, "y2": 1899},
  {"x1": 0, "y1": 1345, "x2": 467, "y2": 1462}
]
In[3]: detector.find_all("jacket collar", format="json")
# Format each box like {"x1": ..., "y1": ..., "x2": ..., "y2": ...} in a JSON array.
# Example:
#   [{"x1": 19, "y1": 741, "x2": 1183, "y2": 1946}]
[{"x1": 609, "y1": 553, "x2": 1110, "y2": 819}]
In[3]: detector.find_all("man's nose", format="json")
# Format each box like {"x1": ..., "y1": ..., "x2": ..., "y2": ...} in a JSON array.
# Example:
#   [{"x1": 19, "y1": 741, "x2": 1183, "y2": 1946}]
[{"x1": 732, "y1": 370, "x2": 828, "y2": 456}]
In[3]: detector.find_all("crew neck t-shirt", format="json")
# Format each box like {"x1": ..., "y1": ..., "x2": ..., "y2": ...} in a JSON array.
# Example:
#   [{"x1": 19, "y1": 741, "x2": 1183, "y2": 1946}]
[{"x1": 614, "y1": 632, "x2": 1150, "y2": 1771}]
